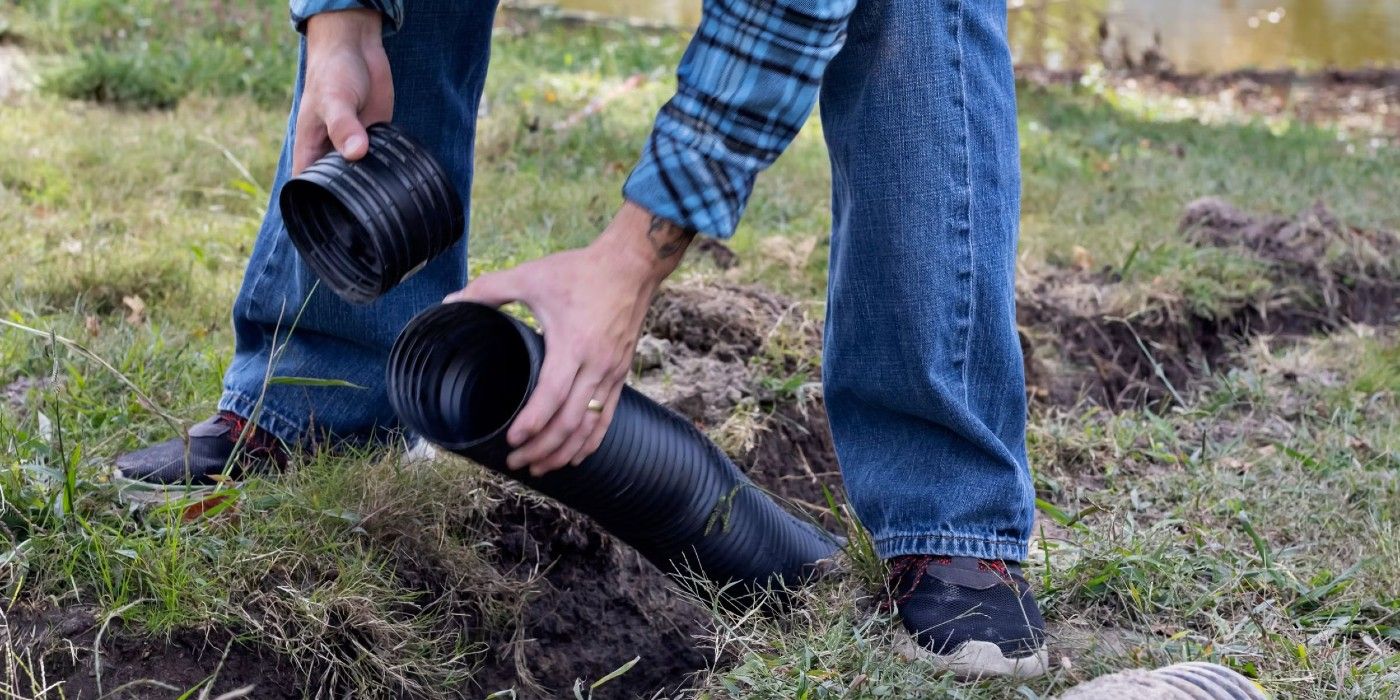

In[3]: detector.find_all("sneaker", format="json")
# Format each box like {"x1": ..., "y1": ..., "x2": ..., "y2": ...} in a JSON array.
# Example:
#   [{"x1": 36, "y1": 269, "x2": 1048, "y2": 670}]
[
  {"x1": 114, "y1": 412, "x2": 288, "y2": 485},
  {"x1": 887, "y1": 555, "x2": 1049, "y2": 680}
]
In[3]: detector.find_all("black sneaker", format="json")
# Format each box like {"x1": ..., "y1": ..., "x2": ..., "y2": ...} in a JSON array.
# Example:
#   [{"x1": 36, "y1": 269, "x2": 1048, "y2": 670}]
[
  {"x1": 887, "y1": 555, "x2": 1049, "y2": 680},
  {"x1": 114, "y1": 412, "x2": 288, "y2": 485}
]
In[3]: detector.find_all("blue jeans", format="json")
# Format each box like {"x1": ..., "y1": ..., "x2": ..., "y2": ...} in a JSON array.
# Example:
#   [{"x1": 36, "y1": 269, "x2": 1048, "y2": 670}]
[{"x1": 223, "y1": 0, "x2": 1034, "y2": 561}]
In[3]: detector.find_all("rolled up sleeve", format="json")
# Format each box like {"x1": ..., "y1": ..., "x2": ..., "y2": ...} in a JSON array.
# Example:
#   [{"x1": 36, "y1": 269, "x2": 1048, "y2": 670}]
[
  {"x1": 289, "y1": 0, "x2": 404, "y2": 35},
  {"x1": 623, "y1": 0, "x2": 857, "y2": 238}
]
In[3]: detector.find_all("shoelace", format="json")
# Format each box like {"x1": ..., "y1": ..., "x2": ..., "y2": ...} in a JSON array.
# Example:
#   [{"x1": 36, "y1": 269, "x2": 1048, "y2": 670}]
[{"x1": 884, "y1": 555, "x2": 1015, "y2": 610}]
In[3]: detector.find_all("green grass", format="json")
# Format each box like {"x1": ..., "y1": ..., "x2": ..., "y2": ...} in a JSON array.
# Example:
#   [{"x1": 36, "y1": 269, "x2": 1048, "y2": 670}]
[
  {"x1": 13, "y1": 0, "x2": 295, "y2": 108},
  {"x1": 2, "y1": 2, "x2": 1398, "y2": 698}
]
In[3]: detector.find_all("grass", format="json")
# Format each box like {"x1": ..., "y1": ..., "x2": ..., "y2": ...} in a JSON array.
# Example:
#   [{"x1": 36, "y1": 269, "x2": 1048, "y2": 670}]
[
  {"x1": 690, "y1": 331, "x2": 1398, "y2": 699},
  {"x1": 2, "y1": 1, "x2": 1398, "y2": 697}
]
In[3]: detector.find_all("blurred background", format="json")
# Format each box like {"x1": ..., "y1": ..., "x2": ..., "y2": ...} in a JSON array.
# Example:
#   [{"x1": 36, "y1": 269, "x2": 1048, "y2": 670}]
[{"x1": 514, "y1": 0, "x2": 1400, "y2": 72}]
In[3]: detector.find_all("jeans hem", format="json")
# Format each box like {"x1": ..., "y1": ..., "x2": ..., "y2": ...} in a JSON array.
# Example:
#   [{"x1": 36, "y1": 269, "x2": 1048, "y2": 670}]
[
  {"x1": 218, "y1": 390, "x2": 308, "y2": 446},
  {"x1": 874, "y1": 532, "x2": 1028, "y2": 563}
]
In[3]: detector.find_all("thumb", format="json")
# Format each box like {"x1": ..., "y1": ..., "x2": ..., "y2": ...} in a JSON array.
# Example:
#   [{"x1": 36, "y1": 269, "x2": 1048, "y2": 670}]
[
  {"x1": 445, "y1": 267, "x2": 532, "y2": 307},
  {"x1": 322, "y1": 96, "x2": 369, "y2": 161}
]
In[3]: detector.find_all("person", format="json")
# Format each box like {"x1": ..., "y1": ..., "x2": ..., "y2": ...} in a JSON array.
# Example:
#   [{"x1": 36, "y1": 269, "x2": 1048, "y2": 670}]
[{"x1": 116, "y1": 0, "x2": 1046, "y2": 679}]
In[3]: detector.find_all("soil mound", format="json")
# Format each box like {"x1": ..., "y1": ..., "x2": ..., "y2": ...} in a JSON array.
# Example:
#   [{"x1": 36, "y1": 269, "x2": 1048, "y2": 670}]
[
  {"x1": 1018, "y1": 67, "x2": 1400, "y2": 140},
  {"x1": 1020, "y1": 199, "x2": 1397, "y2": 408},
  {"x1": 3, "y1": 608, "x2": 301, "y2": 699},
  {"x1": 640, "y1": 281, "x2": 838, "y2": 514},
  {"x1": 470, "y1": 494, "x2": 710, "y2": 698},
  {"x1": 460, "y1": 282, "x2": 841, "y2": 697}
]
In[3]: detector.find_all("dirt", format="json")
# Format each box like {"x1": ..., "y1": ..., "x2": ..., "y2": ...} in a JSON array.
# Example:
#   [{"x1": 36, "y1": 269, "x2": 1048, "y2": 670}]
[
  {"x1": 639, "y1": 281, "x2": 839, "y2": 514},
  {"x1": 2, "y1": 377, "x2": 42, "y2": 413},
  {"x1": 1020, "y1": 198, "x2": 1397, "y2": 408},
  {"x1": 470, "y1": 494, "x2": 710, "y2": 698},
  {"x1": 2, "y1": 607, "x2": 302, "y2": 699}
]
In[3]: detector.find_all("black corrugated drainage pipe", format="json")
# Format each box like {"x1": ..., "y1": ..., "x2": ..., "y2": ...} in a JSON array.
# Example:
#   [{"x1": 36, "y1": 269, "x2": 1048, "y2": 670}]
[
  {"x1": 386, "y1": 302, "x2": 843, "y2": 594},
  {"x1": 279, "y1": 122, "x2": 463, "y2": 304}
]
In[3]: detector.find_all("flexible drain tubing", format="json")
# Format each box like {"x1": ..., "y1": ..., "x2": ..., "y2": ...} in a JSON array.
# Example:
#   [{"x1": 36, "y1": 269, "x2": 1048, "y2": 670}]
[
  {"x1": 280, "y1": 123, "x2": 463, "y2": 304},
  {"x1": 386, "y1": 302, "x2": 842, "y2": 592},
  {"x1": 280, "y1": 123, "x2": 842, "y2": 592}
]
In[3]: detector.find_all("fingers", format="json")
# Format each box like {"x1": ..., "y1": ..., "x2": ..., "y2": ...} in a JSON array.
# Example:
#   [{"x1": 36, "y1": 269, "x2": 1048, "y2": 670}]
[
  {"x1": 291, "y1": 111, "x2": 328, "y2": 176},
  {"x1": 445, "y1": 267, "x2": 530, "y2": 307},
  {"x1": 514, "y1": 367, "x2": 607, "y2": 477},
  {"x1": 362, "y1": 46, "x2": 395, "y2": 125},
  {"x1": 569, "y1": 369, "x2": 625, "y2": 466},
  {"x1": 505, "y1": 343, "x2": 578, "y2": 452},
  {"x1": 290, "y1": 93, "x2": 367, "y2": 176}
]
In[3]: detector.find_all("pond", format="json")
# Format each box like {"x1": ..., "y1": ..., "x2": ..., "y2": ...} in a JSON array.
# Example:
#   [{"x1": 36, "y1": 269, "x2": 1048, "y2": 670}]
[{"x1": 511, "y1": 0, "x2": 1400, "y2": 73}]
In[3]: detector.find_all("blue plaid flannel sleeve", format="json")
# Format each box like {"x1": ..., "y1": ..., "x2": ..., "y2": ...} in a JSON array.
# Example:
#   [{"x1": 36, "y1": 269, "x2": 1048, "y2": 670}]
[
  {"x1": 290, "y1": 0, "x2": 403, "y2": 34},
  {"x1": 623, "y1": 0, "x2": 857, "y2": 238}
]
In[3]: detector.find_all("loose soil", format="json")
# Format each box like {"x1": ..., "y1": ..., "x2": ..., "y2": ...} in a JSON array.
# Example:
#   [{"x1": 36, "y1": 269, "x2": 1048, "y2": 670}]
[{"x1": 3, "y1": 607, "x2": 302, "y2": 699}]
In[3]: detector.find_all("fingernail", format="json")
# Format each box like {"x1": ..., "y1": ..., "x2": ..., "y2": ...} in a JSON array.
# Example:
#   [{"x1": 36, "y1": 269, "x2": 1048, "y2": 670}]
[
  {"x1": 506, "y1": 453, "x2": 523, "y2": 469},
  {"x1": 345, "y1": 135, "x2": 366, "y2": 156}
]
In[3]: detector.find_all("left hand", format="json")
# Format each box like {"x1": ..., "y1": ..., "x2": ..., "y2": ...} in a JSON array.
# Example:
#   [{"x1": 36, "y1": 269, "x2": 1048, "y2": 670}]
[{"x1": 446, "y1": 202, "x2": 695, "y2": 476}]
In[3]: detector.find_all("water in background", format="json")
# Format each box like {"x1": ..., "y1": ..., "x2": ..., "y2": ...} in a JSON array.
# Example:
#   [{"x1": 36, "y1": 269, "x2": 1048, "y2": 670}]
[{"x1": 510, "y1": 0, "x2": 1400, "y2": 72}]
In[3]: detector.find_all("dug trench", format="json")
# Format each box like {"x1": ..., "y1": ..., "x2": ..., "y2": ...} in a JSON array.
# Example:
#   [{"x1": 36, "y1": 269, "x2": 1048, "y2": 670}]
[
  {"x1": 3, "y1": 199, "x2": 1394, "y2": 698},
  {"x1": 1022, "y1": 197, "x2": 1397, "y2": 408}
]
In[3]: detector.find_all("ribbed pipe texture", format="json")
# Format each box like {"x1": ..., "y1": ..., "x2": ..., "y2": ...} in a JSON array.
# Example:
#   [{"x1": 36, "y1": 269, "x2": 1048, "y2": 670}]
[
  {"x1": 386, "y1": 302, "x2": 842, "y2": 593},
  {"x1": 1060, "y1": 662, "x2": 1270, "y2": 699},
  {"x1": 279, "y1": 122, "x2": 463, "y2": 304}
]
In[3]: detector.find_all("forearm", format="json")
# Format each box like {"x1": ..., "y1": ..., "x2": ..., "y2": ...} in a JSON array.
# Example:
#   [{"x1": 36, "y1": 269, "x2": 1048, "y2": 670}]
[{"x1": 593, "y1": 201, "x2": 696, "y2": 291}]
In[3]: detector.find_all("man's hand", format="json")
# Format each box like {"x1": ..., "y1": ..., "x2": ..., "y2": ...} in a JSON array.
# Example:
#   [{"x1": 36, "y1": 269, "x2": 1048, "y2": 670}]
[
  {"x1": 446, "y1": 202, "x2": 696, "y2": 476},
  {"x1": 293, "y1": 9, "x2": 393, "y2": 175}
]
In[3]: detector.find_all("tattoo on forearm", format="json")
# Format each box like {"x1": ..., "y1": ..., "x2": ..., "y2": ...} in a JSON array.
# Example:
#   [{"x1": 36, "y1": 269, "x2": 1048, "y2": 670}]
[{"x1": 646, "y1": 215, "x2": 696, "y2": 260}]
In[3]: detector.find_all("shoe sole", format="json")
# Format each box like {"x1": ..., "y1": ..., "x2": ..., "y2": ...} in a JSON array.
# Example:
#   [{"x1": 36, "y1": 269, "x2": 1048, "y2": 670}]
[
  {"x1": 110, "y1": 466, "x2": 218, "y2": 503},
  {"x1": 894, "y1": 630, "x2": 1049, "y2": 681}
]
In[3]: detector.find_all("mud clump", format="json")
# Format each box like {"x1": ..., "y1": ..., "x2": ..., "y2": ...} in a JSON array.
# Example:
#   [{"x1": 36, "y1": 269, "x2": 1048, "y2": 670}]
[
  {"x1": 1021, "y1": 198, "x2": 1397, "y2": 408},
  {"x1": 470, "y1": 494, "x2": 709, "y2": 698}
]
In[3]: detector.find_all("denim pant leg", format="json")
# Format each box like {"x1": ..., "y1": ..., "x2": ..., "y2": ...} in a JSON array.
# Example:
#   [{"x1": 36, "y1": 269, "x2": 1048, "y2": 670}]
[
  {"x1": 819, "y1": 0, "x2": 1034, "y2": 561},
  {"x1": 220, "y1": 1, "x2": 498, "y2": 444}
]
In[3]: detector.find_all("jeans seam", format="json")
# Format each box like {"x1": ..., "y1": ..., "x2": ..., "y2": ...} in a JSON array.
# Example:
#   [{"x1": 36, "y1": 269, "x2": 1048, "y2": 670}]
[
  {"x1": 240, "y1": 41, "x2": 303, "y2": 319},
  {"x1": 878, "y1": 532, "x2": 1020, "y2": 546},
  {"x1": 876, "y1": 532, "x2": 1029, "y2": 561},
  {"x1": 948, "y1": 0, "x2": 974, "y2": 407}
]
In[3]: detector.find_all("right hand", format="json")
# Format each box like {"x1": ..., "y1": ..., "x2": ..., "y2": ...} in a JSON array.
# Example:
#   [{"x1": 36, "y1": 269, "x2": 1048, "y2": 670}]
[{"x1": 293, "y1": 9, "x2": 394, "y2": 175}]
